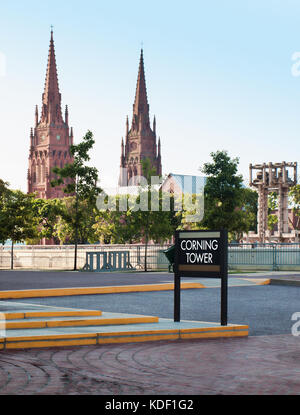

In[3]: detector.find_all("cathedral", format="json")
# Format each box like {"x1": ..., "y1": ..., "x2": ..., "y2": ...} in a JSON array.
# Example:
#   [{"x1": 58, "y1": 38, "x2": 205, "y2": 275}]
[
  {"x1": 119, "y1": 49, "x2": 162, "y2": 186},
  {"x1": 27, "y1": 30, "x2": 74, "y2": 199},
  {"x1": 27, "y1": 32, "x2": 162, "y2": 197}
]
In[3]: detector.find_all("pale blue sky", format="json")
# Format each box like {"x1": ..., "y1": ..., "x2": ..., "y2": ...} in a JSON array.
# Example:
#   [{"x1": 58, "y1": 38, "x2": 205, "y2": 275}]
[{"x1": 1, "y1": 0, "x2": 300, "y2": 191}]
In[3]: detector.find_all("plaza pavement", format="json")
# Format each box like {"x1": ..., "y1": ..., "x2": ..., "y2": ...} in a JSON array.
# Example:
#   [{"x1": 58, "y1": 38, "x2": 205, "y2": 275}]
[
  {"x1": 0, "y1": 270, "x2": 300, "y2": 395},
  {"x1": 0, "y1": 335, "x2": 300, "y2": 395}
]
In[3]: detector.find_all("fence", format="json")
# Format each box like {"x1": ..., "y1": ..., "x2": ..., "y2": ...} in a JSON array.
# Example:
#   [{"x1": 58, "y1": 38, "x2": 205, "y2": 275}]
[
  {"x1": 0, "y1": 244, "x2": 172, "y2": 271},
  {"x1": 1, "y1": 243, "x2": 300, "y2": 271},
  {"x1": 228, "y1": 243, "x2": 300, "y2": 271}
]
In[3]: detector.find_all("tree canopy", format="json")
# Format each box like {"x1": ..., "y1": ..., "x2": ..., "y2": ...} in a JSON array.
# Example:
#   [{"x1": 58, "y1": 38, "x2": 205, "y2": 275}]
[{"x1": 199, "y1": 150, "x2": 257, "y2": 241}]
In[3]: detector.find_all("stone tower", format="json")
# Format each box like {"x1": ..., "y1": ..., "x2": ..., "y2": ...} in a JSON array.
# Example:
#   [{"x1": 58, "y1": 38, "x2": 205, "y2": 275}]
[
  {"x1": 119, "y1": 49, "x2": 162, "y2": 186},
  {"x1": 27, "y1": 30, "x2": 74, "y2": 199},
  {"x1": 246, "y1": 162, "x2": 298, "y2": 243}
]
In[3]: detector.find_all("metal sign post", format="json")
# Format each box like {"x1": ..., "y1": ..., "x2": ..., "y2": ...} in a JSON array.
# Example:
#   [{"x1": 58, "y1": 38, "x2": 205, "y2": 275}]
[{"x1": 174, "y1": 230, "x2": 228, "y2": 325}]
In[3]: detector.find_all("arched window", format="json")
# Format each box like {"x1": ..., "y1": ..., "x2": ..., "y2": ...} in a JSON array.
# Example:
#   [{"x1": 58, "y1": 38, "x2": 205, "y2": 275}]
[
  {"x1": 37, "y1": 161, "x2": 41, "y2": 183},
  {"x1": 133, "y1": 166, "x2": 138, "y2": 185},
  {"x1": 32, "y1": 162, "x2": 36, "y2": 183},
  {"x1": 41, "y1": 160, "x2": 46, "y2": 183}
]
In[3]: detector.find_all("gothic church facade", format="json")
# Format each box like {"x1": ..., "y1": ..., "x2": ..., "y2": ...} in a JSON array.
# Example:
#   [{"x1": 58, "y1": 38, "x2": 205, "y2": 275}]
[{"x1": 27, "y1": 30, "x2": 74, "y2": 199}]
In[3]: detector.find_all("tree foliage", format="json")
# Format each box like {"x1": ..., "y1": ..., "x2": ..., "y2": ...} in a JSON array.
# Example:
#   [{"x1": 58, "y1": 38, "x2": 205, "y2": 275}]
[
  {"x1": 54, "y1": 197, "x2": 99, "y2": 244},
  {"x1": 51, "y1": 130, "x2": 101, "y2": 268},
  {"x1": 0, "y1": 189, "x2": 38, "y2": 268},
  {"x1": 199, "y1": 150, "x2": 258, "y2": 241},
  {"x1": 289, "y1": 185, "x2": 300, "y2": 229}
]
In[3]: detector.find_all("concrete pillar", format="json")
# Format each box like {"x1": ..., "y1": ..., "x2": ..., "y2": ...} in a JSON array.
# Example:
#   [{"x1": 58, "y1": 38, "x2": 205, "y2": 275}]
[
  {"x1": 278, "y1": 185, "x2": 282, "y2": 236},
  {"x1": 282, "y1": 187, "x2": 289, "y2": 234}
]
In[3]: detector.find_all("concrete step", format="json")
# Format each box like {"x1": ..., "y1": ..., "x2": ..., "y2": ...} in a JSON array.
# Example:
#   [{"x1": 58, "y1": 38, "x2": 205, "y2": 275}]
[
  {"x1": 3, "y1": 312, "x2": 159, "y2": 329},
  {"x1": 0, "y1": 301, "x2": 249, "y2": 350},
  {"x1": 0, "y1": 317, "x2": 249, "y2": 350},
  {"x1": 3, "y1": 309, "x2": 102, "y2": 320}
]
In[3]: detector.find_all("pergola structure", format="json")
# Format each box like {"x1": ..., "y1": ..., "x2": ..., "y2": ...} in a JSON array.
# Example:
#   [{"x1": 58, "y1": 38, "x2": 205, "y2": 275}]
[{"x1": 245, "y1": 162, "x2": 299, "y2": 243}]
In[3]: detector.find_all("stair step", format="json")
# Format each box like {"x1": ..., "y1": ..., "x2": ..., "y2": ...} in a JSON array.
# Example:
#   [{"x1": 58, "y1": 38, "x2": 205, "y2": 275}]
[
  {"x1": 2, "y1": 312, "x2": 159, "y2": 330},
  {"x1": 0, "y1": 301, "x2": 249, "y2": 350},
  {"x1": 0, "y1": 319, "x2": 249, "y2": 350},
  {"x1": 3, "y1": 310, "x2": 102, "y2": 320}
]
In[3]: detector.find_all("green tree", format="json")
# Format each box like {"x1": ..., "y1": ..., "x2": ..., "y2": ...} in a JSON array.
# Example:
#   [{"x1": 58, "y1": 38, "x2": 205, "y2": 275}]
[
  {"x1": 93, "y1": 195, "x2": 139, "y2": 244},
  {"x1": 51, "y1": 130, "x2": 101, "y2": 270},
  {"x1": 267, "y1": 191, "x2": 278, "y2": 232},
  {"x1": 31, "y1": 198, "x2": 64, "y2": 243},
  {"x1": 167, "y1": 193, "x2": 183, "y2": 234},
  {"x1": 289, "y1": 185, "x2": 300, "y2": 229},
  {"x1": 239, "y1": 187, "x2": 258, "y2": 236},
  {"x1": 0, "y1": 179, "x2": 9, "y2": 197},
  {"x1": 0, "y1": 190, "x2": 37, "y2": 269},
  {"x1": 176, "y1": 191, "x2": 205, "y2": 231},
  {"x1": 133, "y1": 158, "x2": 173, "y2": 271},
  {"x1": 54, "y1": 197, "x2": 99, "y2": 244},
  {"x1": 200, "y1": 150, "x2": 256, "y2": 240}
]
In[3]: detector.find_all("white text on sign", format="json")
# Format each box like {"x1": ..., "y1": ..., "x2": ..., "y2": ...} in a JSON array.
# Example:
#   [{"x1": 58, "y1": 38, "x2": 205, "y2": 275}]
[
  {"x1": 180, "y1": 239, "x2": 219, "y2": 264},
  {"x1": 180, "y1": 239, "x2": 219, "y2": 251}
]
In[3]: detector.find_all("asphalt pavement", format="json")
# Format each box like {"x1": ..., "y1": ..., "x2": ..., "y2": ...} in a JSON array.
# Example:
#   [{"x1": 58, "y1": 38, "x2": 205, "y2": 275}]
[
  {"x1": 1, "y1": 269, "x2": 300, "y2": 291},
  {"x1": 1, "y1": 270, "x2": 300, "y2": 337}
]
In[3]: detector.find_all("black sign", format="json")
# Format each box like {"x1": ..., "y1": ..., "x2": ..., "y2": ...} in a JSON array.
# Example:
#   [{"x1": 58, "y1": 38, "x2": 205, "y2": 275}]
[
  {"x1": 174, "y1": 230, "x2": 227, "y2": 278},
  {"x1": 173, "y1": 230, "x2": 228, "y2": 325}
]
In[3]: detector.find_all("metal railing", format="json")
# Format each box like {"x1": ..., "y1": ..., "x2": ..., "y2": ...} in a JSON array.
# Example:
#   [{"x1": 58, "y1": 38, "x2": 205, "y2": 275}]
[
  {"x1": 1, "y1": 243, "x2": 300, "y2": 271},
  {"x1": 0, "y1": 244, "x2": 173, "y2": 271},
  {"x1": 228, "y1": 243, "x2": 300, "y2": 270}
]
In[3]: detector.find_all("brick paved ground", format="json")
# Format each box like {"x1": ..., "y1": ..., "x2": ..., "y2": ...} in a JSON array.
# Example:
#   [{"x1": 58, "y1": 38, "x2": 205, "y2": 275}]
[{"x1": 0, "y1": 334, "x2": 300, "y2": 395}]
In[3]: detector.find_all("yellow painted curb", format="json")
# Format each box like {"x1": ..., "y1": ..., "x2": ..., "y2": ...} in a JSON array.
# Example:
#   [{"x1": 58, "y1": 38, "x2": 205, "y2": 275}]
[
  {"x1": 98, "y1": 328, "x2": 179, "y2": 337},
  {"x1": 180, "y1": 330, "x2": 249, "y2": 339},
  {"x1": 46, "y1": 316, "x2": 159, "y2": 328},
  {"x1": 5, "y1": 332, "x2": 98, "y2": 342},
  {"x1": 5, "y1": 338, "x2": 97, "y2": 349},
  {"x1": 4, "y1": 316, "x2": 158, "y2": 330},
  {"x1": 0, "y1": 283, "x2": 205, "y2": 299},
  {"x1": 1, "y1": 323, "x2": 249, "y2": 349},
  {"x1": 6, "y1": 321, "x2": 46, "y2": 329},
  {"x1": 2, "y1": 313, "x2": 25, "y2": 320},
  {"x1": 9, "y1": 317, "x2": 156, "y2": 330},
  {"x1": 242, "y1": 278, "x2": 270, "y2": 285},
  {"x1": 179, "y1": 324, "x2": 249, "y2": 333},
  {"x1": 98, "y1": 334, "x2": 180, "y2": 344},
  {"x1": 25, "y1": 310, "x2": 102, "y2": 318},
  {"x1": 3, "y1": 310, "x2": 102, "y2": 320},
  {"x1": 260, "y1": 279, "x2": 270, "y2": 285}
]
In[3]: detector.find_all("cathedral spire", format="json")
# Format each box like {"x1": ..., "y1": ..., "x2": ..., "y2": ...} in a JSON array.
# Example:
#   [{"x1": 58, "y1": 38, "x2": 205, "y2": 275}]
[
  {"x1": 41, "y1": 29, "x2": 63, "y2": 124},
  {"x1": 28, "y1": 30, "x2": 74, "y2": 202},
  {"x1": 119, "y1": 48, "x2": 162, "y2": 186},
  {"x1": 126, "y1": 115, "x2": 129, "y2": 136},
  {"x1": 35, "y1": 105, "x2": 39, "y2": 126},
  {"x1": 132, "y1": 49, "x2": 150, "y2": 128},
  {"x1": 65, "y1": 105, "x2": 69, "y2": 125},
  {"x1": 158, "y1": 137, "x2": 161, "y2": 157}
]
